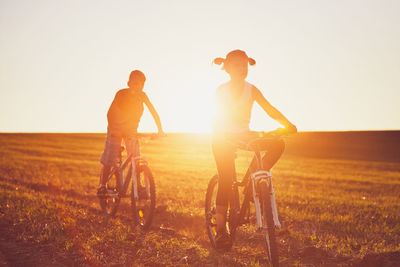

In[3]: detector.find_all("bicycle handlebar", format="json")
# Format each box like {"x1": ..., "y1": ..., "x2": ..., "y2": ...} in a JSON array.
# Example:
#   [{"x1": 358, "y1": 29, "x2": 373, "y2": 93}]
[
  {"x1": 223, "y1": 128, "x2": 296, "y2": 151},
  {"x1": 222, "y1": 128, "x2": 295, "y2": 140}
]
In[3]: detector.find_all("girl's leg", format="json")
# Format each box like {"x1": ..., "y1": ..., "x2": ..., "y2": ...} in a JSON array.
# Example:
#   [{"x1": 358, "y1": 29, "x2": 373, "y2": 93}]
[
  {"x1": 212, "y1": 140, "x2": 236, "y2": 233},
  {"x1": 261, "y1": 139, "x2": 285, "y2": 170},
  {"x1": 240, "y1": 138, "x2": 285, "y2": 178}
]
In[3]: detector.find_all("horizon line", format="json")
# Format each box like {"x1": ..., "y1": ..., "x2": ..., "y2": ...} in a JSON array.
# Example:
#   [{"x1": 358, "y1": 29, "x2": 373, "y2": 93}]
[{"x1": 1, "y1": 129, "x2": 399, "y2": 134}]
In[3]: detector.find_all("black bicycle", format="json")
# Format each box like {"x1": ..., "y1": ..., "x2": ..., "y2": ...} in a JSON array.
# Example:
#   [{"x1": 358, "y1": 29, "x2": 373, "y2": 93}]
[
  {"x1": 205, "y1": 130, "x2": 289, "y2": 267},
  {"x1": 98, "y1": 133, "x2": 157, "y2": 229}
]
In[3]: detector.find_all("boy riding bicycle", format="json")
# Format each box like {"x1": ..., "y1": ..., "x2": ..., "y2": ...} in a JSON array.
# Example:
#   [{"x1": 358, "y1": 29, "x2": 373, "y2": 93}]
[{"x1": 98, "y1": 70, "x2": 164, "y2": 196}]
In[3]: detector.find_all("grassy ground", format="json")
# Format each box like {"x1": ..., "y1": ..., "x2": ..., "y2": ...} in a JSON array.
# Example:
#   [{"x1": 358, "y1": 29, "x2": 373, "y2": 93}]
[{"x1": 0, "y1": 133, "x2": 399, "y2": 266}]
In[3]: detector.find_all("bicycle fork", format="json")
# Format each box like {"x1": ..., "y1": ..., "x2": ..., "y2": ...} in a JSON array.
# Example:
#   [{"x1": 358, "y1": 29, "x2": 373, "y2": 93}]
[
  {"x1": 131, "y1": 158, "x2": 139, "y2": 200},
  {"x1": 131, "y1": 156, "x2": 151, "y2": 200},
  {"x1": 251, "y1": 170, "x2": 281, "y2": 230}
]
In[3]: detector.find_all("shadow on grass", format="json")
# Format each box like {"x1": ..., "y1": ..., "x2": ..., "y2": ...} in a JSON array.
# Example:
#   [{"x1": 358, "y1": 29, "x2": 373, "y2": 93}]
[
  {"x1": 4, "y1": 177, "x2": 96, "y2": 201},
  {"x1": 0, "y1": 177, "x2": 359, "y2": 266},
  {"x1": 145, "y1": 205, "x2": 354, "y2": 266}
]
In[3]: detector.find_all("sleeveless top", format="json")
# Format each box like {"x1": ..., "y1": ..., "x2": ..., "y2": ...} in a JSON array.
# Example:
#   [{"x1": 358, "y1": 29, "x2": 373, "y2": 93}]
[{"x1": 213, "y1": 81, "x2": 256, "y2": 134}]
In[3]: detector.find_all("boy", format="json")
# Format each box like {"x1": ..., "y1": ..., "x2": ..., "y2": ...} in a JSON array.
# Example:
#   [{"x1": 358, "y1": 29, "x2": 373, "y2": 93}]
[{"x1": 98, "y1": 70, "x2": 164, "y2": 195}]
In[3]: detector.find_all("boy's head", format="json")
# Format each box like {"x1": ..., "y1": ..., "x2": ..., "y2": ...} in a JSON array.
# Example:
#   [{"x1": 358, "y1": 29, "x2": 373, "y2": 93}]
[
  {"x1": 214, "y1": 50, "x2": 256, "y2": 80},
  {"x1": 127, "y1": 70, "x2": 146, "y2": 90}
]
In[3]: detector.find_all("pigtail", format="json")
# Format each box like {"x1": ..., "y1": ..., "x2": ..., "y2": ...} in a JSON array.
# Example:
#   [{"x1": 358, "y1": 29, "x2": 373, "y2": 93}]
[
  {"x1": 248, "y1": 57, "x2": 256, "y2": 66},
  {"x1": 213, "y1": 57, "x2": 225, "y2": 65},
  {"x1": 213, "y1": 51, "x2": 255, "y2": 69}
]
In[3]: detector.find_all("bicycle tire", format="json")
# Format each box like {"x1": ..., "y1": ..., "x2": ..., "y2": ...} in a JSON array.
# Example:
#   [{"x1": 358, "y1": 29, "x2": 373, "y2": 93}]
[
  {"x1": 131, "y1": 164, "x2": 156, "y2": 230},
  {"x1": 205, "y1": 175, "x2": 219, "y2": 248},
  {"x1": 259, "y1": 180, "x2": 279, "y2": 267},
  {"x1": 99, "y1": 166, "x2": 121, "y2": 217},
  {"x1": 205, "y1": 175, "x2": 236, "y2": 249}
]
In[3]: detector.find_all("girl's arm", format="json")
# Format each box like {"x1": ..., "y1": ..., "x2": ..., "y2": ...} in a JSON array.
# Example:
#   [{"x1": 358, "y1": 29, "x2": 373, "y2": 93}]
[
  {"x1": 253, "y1": 86, "x2": 297, "y2": 133},
  {"x1": 143, "y1": 93, "x2": 164, "y2": 134}
]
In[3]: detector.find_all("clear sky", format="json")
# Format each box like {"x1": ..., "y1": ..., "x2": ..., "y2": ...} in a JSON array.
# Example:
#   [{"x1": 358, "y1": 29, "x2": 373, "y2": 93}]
[{"x1": 1, "y1": 0, "x2": 399, "y2": 133}]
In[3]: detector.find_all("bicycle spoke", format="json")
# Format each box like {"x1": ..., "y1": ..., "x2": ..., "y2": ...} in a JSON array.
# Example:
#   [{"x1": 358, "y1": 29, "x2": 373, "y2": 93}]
[{"x1": 131, "y1": 165, "x2": 155, "y2": 229}]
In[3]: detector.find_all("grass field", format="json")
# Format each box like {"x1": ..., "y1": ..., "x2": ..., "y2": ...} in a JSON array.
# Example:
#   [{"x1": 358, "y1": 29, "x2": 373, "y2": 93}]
[{"x1": 0, "y1": 132, "x2": 399, "y2": 266}]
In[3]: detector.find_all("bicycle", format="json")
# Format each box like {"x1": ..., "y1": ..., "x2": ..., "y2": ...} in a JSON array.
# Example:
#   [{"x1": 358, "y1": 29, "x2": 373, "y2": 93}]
[
  {"x1": 205, "y1": 130, "x2": 289, "y2": 267},
  {"x1": 98, "y1": 133, "x2": 158, "y2": 229}
]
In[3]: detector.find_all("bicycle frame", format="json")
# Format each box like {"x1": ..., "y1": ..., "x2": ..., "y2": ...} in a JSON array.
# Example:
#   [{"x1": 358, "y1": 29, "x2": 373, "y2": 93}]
[
  {"x1": 105, "y1": 142, "x2": 149, "y2": 200},
  {"x1": 206, "y1": 131, "x2": 291, "y2": 267},
  {"x1": 230, "y1": 148, "x2": 280, "y2": 235}
]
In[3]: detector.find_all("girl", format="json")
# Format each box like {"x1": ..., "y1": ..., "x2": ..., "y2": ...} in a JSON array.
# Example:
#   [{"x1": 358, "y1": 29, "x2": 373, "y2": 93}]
[{"x1": 212, "y1": 50, "x2": 297, "y2": 249}]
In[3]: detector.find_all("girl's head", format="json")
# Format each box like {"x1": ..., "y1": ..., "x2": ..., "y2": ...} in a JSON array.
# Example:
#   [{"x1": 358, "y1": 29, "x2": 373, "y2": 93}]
[
  {"x1": 214, "y1": 50, "x2": 256, "y2": 80},
  {"x1": 127, "y1": 70, "x2": 146, "y2": 90}
]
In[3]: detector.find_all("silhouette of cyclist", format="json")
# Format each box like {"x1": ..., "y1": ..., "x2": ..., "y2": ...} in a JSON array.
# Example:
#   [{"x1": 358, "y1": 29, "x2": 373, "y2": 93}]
[
  {"x1": 98, "y1": 70, "x2": 164, "y2": 195},
  {"x1": 212, "y1": 50, "x2": 297, "y2": 248}
]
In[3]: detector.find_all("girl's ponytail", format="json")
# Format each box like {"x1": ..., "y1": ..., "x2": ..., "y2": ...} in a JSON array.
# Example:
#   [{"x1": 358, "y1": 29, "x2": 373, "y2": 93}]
[
  {"x1": 213, "y1": 50, "x2": 255, "y2": 68},
  {"x1": 248, "y1": 57, "x2": 256, "y2": 66},
  {"x1": 213, "y1": 57, "x2": 225, "y2": 65}
]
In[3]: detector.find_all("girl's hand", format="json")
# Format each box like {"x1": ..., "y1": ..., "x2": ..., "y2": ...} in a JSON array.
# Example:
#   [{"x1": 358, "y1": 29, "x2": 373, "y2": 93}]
[{"x1": 157, "y1": 130, "x2": 166, "y2": 137}]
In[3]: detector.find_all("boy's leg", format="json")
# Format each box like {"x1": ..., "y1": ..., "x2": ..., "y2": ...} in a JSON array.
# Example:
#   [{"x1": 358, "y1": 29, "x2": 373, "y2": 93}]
[
  {"x1": 99, "y1": 133, "x2": 122, "y2": 193},
  {"x1": 99, "y1": 164, "x2": 112, "y2": 187}
]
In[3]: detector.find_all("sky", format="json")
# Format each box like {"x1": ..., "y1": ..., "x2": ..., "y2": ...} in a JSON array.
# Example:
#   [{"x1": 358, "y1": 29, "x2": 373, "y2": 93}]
[{"x1": 0, "y1": 0, "x2": 399, "y2": 133}]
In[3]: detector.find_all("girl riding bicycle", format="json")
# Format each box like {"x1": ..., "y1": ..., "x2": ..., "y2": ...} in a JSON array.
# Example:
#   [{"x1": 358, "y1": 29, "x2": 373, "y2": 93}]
[{"x1": 212, "y1": 50, "x2": 297, "y2": 249}]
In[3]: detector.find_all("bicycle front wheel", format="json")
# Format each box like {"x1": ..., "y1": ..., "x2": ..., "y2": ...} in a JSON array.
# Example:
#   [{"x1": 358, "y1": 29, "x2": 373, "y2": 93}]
[
  {"x1": 98, "y1": 166, "x2": 121, "y2": 217},
  {"x1": 205, "y1": 175, "x2": 236, "y2": 249},
  {"x1": 259, "y1": 180, "x2": 279, "y2": 267},
  {"x1": 131, "y1": 164, "x2": 156, "y2": 230}
]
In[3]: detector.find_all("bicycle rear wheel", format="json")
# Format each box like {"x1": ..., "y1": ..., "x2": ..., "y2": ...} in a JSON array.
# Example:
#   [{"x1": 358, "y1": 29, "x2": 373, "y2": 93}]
[
  {"x1": 259, "y1": 180, "x2": 279, "y2": 267},
  {"x1": 131, "y1": 164, "x2": 156, "y2": 229},
  {"x1": 205, "y1": 175, "x2": 218, "y2": 248},
  {"x1": 99, "y1": 166, "x2": 121, "y2": 217}
]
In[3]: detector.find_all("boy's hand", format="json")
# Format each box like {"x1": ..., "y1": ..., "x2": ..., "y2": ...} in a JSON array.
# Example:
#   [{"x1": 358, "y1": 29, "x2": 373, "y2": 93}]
[
  {"x1": 157, "y1": 130, "x2": 166, "y2": 137},
  {"x1": 286, "y1": 124, "x2": 297, "y2": 134},
  {"x1": 271, "y1": 128, "x2": 287, "y2": 135}
]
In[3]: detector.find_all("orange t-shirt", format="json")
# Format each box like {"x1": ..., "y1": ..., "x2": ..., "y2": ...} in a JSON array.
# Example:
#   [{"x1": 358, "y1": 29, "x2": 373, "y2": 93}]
[{"x1": 107, "y1": 89, "x2": 148, "y2": 136}]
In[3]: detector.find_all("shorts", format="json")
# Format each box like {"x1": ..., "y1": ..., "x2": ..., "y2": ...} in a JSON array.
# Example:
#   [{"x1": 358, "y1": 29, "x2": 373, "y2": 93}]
[{"x1": 100, "y1": 132, "x2": 139, "y2": 166}]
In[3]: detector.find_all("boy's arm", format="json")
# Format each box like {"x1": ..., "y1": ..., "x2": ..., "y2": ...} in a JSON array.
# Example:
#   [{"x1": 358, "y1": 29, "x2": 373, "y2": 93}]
[
  {"x1": 253, "y1": 86, "x2": 297, "y2": 133},
  {"x1": 143, "y1": 93, "x2": 164, "y2": 134}
]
